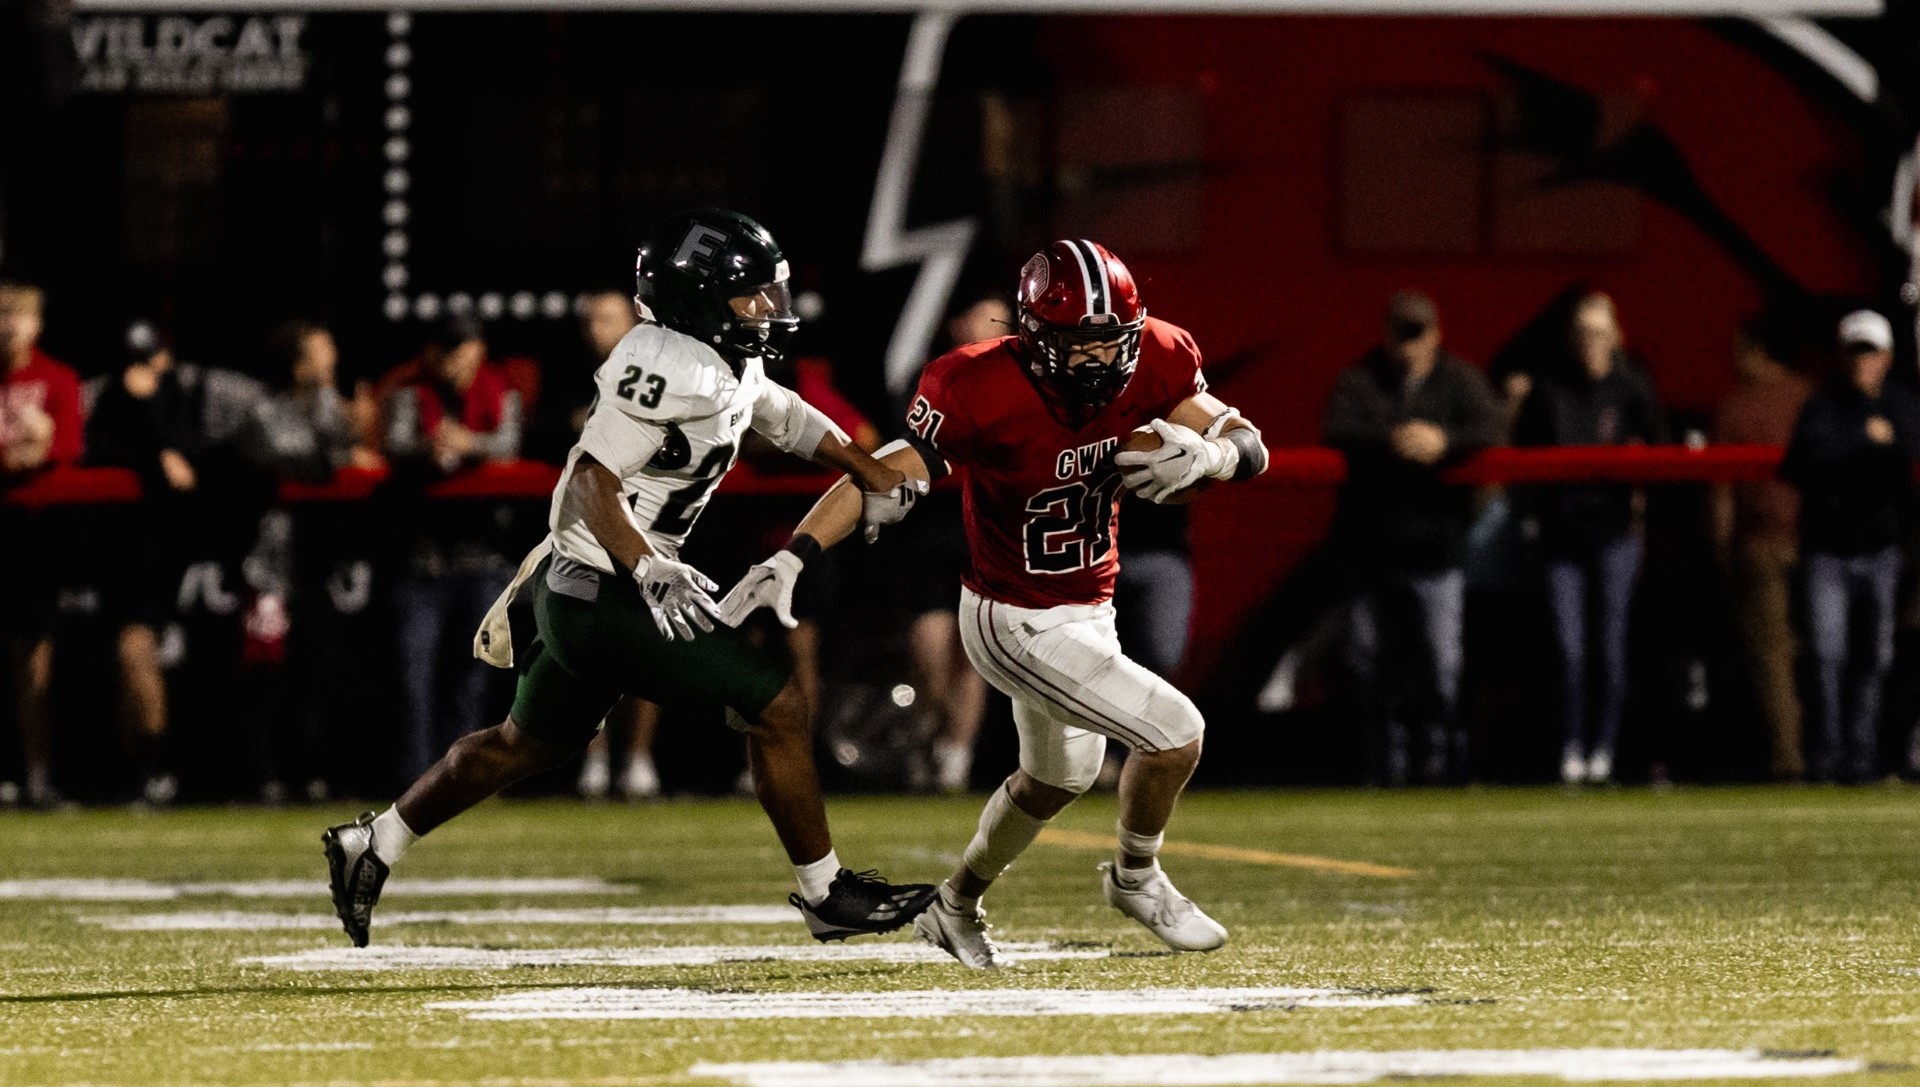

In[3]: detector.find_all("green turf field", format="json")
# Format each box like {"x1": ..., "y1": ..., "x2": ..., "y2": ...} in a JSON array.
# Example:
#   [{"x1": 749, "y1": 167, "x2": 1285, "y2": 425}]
[{"x1": 1, "y1": 788, "x2": 1917, "y2": 1086}]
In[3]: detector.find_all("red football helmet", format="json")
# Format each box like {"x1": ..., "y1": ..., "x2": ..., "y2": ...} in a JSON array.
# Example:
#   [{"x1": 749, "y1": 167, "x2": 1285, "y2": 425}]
[{"x1": 1015, "y1": 240, "x2": 1146, "y2": 423}]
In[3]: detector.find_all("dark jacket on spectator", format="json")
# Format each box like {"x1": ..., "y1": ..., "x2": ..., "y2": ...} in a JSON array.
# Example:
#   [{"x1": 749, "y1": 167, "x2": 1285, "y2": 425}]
[
  {"x1": 1512, "y1": 357, "x2": 1666, "y2": 557},
  {"x1": 1322, "y1": 347, "x2": 1504, "y2": 572},
  {"x1": 1780, "y1": 376, "x2": 1920, "y2": 556},
  {"x1": 86, "y1": 368, "x2": 203, "y2": 482},
  {"x1": 84, "y1": 363, "x2": 267, "y2": 480}
]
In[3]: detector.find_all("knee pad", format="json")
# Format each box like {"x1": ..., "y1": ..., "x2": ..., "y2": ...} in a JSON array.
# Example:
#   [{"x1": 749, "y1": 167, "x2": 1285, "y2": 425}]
[
  {"x1": 1144, "y1": 690, "x2": 1205, "y2": 750},
  {"x1": 1020, "y1": 731, "x2": 1107, "y2": 795}
]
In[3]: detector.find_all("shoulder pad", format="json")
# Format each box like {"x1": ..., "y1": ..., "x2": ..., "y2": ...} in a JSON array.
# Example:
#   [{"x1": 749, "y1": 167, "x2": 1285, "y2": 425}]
[{"x1": 595, "y1": 324, "x2": 737, "y2": 421}]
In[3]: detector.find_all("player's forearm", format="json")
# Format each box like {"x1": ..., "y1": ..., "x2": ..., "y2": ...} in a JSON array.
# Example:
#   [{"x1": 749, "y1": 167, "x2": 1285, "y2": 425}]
[
  {"x1": 790, "y1": 477, "x2": 865, "y2": 551},
  {"x1": 1172, "y1": 401, "x2": 1268, "y2": 481},
  {"x1": 808, "y1": 430, "x2": 897, "y2": 493},
  {"x1": 570, "y1": 455, "x2": 654, "y2": 573},
  {"x1": 791, "y1": 444, "x2": 930, "y2": 551}
]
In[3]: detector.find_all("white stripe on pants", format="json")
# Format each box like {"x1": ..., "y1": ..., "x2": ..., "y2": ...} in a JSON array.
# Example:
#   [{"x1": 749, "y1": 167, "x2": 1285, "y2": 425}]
[{"x1": 958, "y1": 586, "x2": 1202, "y2": 793}]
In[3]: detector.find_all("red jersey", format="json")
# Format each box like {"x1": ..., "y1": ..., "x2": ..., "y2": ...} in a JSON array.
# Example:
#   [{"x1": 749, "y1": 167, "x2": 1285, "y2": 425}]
[
  {"x1": 905, "y1": 316, "x2": 1207, "y2": 609},
  {"x1": 0, "y1": 349, "x2": 84, "y2": 468}
]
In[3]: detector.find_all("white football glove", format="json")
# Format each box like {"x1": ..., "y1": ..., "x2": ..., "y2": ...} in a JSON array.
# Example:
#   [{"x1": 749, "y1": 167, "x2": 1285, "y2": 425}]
[
  {"x1": 633, "y1": 554, "x2": 723, "y2": 642},
  {"x1": 718, "y1": 550, "x2": 803, "y2": 630},
  {"x1": 1114, "y1": 418, "x2": 1226, "y2": 504},
  {"x1": 860, "y1": 478, "x2": 929, "y2": 543}
]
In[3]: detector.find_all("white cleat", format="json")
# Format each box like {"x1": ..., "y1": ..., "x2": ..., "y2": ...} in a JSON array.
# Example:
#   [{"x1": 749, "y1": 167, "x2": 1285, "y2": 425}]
[
  {"x1": 913, "y1": 896, "x2": 1006, "y2": 969},
  {"x1": 1100, "y1": 862, "x2": 1227, "y2": 952}
]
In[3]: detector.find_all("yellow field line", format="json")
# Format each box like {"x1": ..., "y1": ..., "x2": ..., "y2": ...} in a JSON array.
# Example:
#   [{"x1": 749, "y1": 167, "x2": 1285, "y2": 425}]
[{"x1": 1034, "y1": 827, "x2": 1417, "y2": 878}]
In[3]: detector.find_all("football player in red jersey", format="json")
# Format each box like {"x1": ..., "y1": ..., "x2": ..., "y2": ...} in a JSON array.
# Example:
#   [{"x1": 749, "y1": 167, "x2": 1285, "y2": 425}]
[{"x1": 721, "y1": 240, "x2": 1268, "y2": 967}]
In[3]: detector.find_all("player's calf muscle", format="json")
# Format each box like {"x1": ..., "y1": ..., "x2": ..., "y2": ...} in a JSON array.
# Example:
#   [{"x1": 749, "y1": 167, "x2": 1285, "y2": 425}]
[
  {"x1": 399, "y1": 717, "x2": 571, "y2": 834},
  {"x1": 454, "y1": 718, "x2": 567, "y2": 771},
  {"x1": 746, "y1": 678, "x2": 811, "y2": 741}
]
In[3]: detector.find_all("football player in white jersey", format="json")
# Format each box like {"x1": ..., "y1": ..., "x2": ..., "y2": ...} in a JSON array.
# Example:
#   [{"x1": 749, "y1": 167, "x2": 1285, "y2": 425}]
[{"x1": 323, "y1": 210, "x2": 934, "y2": 946}]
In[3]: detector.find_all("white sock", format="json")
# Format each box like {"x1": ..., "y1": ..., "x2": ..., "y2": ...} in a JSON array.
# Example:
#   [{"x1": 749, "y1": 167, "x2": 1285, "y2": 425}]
[
  {"x1": 370, "y1": 807, "x2": 419, "y2": 867},
  {"x1": 795, "y1": 850, "x2": 841, "y2": 905},
  {"x1": 962, "y1": 782, "x2": 1049, "y2": 883},
  {"x1": 1114, "y1": 822, "x2": 1164, "y2": 885}
]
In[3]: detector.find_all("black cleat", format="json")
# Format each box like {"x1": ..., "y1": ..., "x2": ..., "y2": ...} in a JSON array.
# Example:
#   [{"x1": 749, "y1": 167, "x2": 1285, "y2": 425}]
[
  {"x1": 321, "y1": 811, "x2": 390, "y2": 948},
  {"x1": 789, "y1": 868, "x2": 938, "y2": 942}
]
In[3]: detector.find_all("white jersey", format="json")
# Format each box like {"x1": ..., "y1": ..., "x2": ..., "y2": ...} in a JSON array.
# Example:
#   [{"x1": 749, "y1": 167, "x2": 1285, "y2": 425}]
[{"x1": 549, "y1": 323, "x2": 768, "y2": 573}]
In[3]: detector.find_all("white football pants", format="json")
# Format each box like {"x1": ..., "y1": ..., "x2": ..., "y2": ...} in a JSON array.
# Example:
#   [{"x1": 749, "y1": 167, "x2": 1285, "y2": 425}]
[{"x1": 958, "y1": 586, "x2": 1204, "y2": 794}]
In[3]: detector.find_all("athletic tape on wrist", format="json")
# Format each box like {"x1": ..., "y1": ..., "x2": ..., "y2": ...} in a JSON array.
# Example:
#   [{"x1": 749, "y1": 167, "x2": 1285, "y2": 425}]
[
  {"x1": 1226, "y1": 426, "x2": 1267, "y2": 480},
  {"x1": 783, "y1": 533, "x2": 822, "y2": 565}
]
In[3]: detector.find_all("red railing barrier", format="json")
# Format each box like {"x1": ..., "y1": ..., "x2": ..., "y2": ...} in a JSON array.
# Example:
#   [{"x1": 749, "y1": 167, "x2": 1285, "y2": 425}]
[
  {"x1": 0, "y1": 445, "x2": 1802, "y2": 509},
  {"x1": 3, "y1": 459, "x2": 858, "y2": 509}
]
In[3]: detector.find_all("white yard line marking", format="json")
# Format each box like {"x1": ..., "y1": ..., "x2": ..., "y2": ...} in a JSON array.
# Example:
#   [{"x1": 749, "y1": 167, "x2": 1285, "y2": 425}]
[
  {"x1": 0, "y1": 877, "x2": 633, "y2": 901},
  {"x1": 190, "y1": 1042, "x2": 378, "y2": 1054},
  {"x1": 82, "y1": 905, "x2": 798, "y2": 931},
  {"x1": 689, "y1": 1049, "x2": 1868, "y2": 1086},
  {"x1": 242, "y1": 942, "x2": 1106, "y2": 970},
  {"x1": 0, "y1": 879, "x2": 178, "y2": 901},
  {"x1": 432, "y1": 986, "x2": 1424, "y2": 1021}
]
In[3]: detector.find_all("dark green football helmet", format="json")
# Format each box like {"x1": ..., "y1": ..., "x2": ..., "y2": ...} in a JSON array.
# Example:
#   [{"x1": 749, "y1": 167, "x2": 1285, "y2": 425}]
[{"x1": 634, "y1": 209, "x2": 798, "y2": 370}]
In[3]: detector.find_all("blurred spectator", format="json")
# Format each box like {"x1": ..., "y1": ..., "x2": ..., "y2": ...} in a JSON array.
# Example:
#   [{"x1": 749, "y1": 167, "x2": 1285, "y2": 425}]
[
  {"x1": 84, "y1": 320, "x2": 206, "y2": 805},
  {"x1": 549, "y1": 294, "x2": 657, "y2": 803},
  {"x1": 235, "y1": 322, "x2": 381, "y2": 804},
  {"x1": 382, "y1": 315, "x2": 523, "y2": 782},
  {"x1": 1107, "y1": 501, "x2": 1193, "y2": 786},
  {"x1": 529, "y1": 290, "x2": 637, "y2": 463},
  {"x1": 577, "y1": 701, "x2": 661, "y2": 802},
  {"x1": 0, "y1": 280, "x2": 82, "y2": 807},
  {"x1": 244, "y1": 321, "x2": 381, "y2": 481},
  {"x1": 0, "y1": 281, "x2": 81, "y2": 476},
  {"x1": 890, "y1": 291, "x2": 1005, "y2": 792},
  {"x1": 751, "y1": 345, "x2": 880, "y2": 792},
  {"x1": 1322, "y1": 291, "x2": 1503, "y2": 785},
  {"x1": 1711, "y1": 321, "x2": 1812, "y2": 781},
  {"x1": 381, "y1": 315, "x2": 521, "y2": 470},
  {"x1": 583, "y1": 290, "x2": 640, "y2": 362},
  {"x1": 1781, "y1": 310, "x2": 1920, "y2": 783},
  {"x1": 1515, "y1": 292, "x2": 1666, "y2": 785}
]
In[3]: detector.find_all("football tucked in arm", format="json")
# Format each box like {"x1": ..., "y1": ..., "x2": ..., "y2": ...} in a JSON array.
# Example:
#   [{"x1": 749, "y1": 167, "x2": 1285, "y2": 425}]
[{"x1": 1116, "y1": 425, "x2": 1213, "y2": 505}]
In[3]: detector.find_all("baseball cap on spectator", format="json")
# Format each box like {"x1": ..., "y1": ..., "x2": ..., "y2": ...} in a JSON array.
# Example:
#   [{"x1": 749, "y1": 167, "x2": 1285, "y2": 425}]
[
  {"x1": 1386, "y1": 290, "x2": 1439, "y2": 343},
  {"x1": 425, "y1": 313, "x2": 485, "y2": 351},
  {"x1": 123, "y1": 319, "x2": 171, "y2": 365},
  {"x1": 1837, "y1": 310, "x2": 1892, "y2": 353}
]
